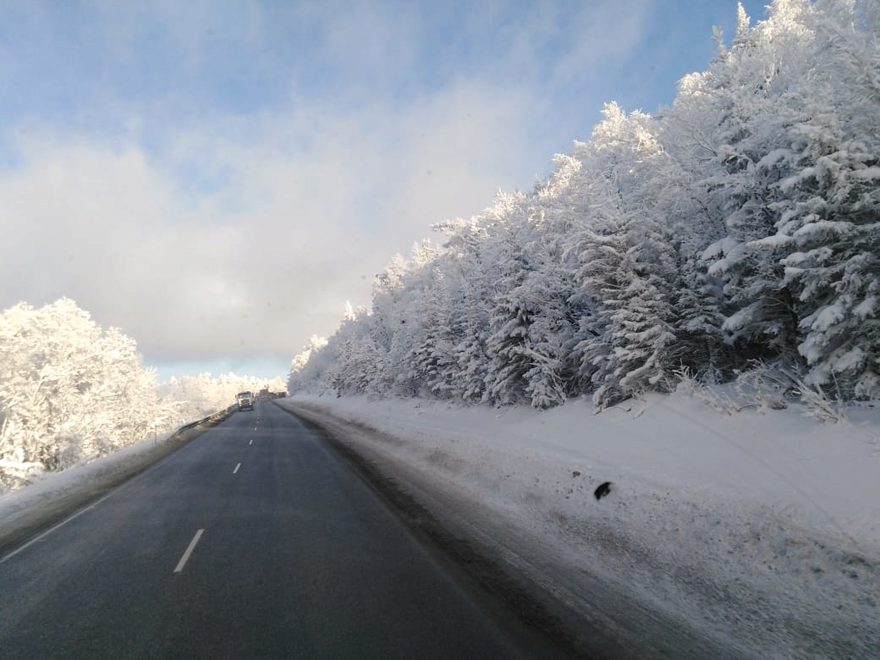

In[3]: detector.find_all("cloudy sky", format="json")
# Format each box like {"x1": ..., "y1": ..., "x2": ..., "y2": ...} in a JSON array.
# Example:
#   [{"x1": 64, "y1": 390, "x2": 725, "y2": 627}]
[{"x1": 0, "y1": 0, "x2": 766, "y2": 380}]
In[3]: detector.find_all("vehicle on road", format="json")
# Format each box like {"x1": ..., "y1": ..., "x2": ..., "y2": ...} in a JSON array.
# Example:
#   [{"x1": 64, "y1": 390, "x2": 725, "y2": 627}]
[{"x1": 236, "y1": 391, "x2": 254, "y2": 411}]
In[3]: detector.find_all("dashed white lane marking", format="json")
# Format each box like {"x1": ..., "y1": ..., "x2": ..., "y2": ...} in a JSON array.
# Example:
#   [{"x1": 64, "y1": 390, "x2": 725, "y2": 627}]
[
  {"x1": 0, "y1": 489, "x2": 117, "y2": 564},
  {"x1": 233, "y1": 462, "x2": 241, "y2": 474},
  {"x1": 173, "y1": 529, "x2": 204, "y2": 573},
  {"x1": 249, "y1": 439, "x2": 253, "y2": 446}
]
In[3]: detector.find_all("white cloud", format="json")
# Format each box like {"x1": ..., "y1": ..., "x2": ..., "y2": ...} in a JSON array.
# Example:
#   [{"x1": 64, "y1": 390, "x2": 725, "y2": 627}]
[
  {"x1": 0, "y1": 81, "x2": 539, "y2": 367},
  {"x1": 0, "y1": 0, "x2": 653, "y2": 373}
]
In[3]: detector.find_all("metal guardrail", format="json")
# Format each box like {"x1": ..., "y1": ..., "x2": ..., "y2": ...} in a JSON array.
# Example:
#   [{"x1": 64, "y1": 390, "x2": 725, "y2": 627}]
[{"x1": 173, "y1": 404, "x2": 238, "y2": 436}]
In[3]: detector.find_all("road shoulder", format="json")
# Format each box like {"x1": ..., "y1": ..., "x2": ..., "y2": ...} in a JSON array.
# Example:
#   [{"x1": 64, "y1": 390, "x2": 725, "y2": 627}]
[
  {"x1": 277, "y1": 396, "x2": 880, "y2": 659},
  {"x1": 276, "y1": 399, "x2": 730, "y2": 659},
  {"x1": 0, "y1": 409, "x2": 235, "y2": 560}
]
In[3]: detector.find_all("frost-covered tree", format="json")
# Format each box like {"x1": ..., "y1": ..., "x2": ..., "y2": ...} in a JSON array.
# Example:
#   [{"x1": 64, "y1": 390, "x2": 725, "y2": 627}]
[
  {"x1": 289, "y1": 0, "x2": 879, "y2": 407},
  {"x1": 761, "y1": 0, "x2": 880, "y2": 397},
  {"x1": 484, "y1": 200, "x2": 535, "y2": 406},
  {"x1": 448, "y1": 233, "x2": 493, "y2": 402},
  {"x1": 570, "y1": 105, "x2": 679, "y2": 405},
  {"x1": 693, "y1": 3, "x2": 809, "y2": 359},
  {"x1": 0, "y1": 299, "x2": 164, "y2": 489},
  {"x1": 290, "y1": 335, "x2": 329, "y2": 379},
  {"x1": 407, "y1": 268, "x2": 460, "y2": 398}
]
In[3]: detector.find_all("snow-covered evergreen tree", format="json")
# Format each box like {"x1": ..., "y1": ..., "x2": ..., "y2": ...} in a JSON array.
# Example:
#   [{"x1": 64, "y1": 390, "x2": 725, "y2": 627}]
[
  {"x1": 407, "y1": 268, "x2": 460, "y2": 398},
  {"x1": 484, "y1": 199, "x2": 536, "y2": 406},
  {"x1": 288, "y1": 0, "x2": 879, "y2": 408},
  {"x1": 764, "y1": 0, "x2": 880, "y2": 397}
]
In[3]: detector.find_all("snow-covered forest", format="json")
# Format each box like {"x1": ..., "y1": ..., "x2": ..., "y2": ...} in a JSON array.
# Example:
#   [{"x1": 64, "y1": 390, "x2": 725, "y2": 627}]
[
  {"x1": 0, "y1": 299, "x2": 280, "y2": 492},
  {"x1": 290, "y1": 0, "x2": 880, "y2": 409}
]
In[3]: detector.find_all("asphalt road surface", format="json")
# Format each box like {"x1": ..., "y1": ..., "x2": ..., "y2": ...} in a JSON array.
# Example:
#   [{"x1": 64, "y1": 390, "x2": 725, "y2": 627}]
[{"x1": 0, "y1": 401, "x2": 558, "y2": 659}]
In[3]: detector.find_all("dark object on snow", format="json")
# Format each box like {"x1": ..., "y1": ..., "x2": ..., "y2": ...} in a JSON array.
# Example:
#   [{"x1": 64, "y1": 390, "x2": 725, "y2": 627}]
[
  {"x1": 594, "y1": 481, "x2": 612, "y2": 500},
  {"x1": 572, "y1": 470, "x2": 581, "y2": 478}
]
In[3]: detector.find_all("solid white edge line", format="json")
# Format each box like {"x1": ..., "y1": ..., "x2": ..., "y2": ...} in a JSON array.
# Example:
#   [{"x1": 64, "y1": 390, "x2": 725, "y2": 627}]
[
  {"x1": 173, "y1": 528, "x2": 204, "y2": 573},
  {"x1": 233, "y1": 462, "x2": 241, "y2": 474},
  {"x1": 0, "y1": 489, "x2": 117, "y2": 565}
]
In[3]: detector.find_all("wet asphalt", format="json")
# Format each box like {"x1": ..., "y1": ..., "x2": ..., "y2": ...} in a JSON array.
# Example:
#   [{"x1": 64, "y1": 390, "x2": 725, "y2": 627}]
[{"x1": 0, "y1": 401, "x2": 552, "y2": 659}]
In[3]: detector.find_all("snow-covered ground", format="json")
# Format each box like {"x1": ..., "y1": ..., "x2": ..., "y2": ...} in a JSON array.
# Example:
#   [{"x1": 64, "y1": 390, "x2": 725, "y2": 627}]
[
  {"x1": 0, "y1": 407, "x2": 232, "y2": 556},
  {"x1": 282, "y1": 392, "x2": 880, "y2": 658},
  {"x1": 0, "y1": 430, "x2": 174, "y2": 560}
]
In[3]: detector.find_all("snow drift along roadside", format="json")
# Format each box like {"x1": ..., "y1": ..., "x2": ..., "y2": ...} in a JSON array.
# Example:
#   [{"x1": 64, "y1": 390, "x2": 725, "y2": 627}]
[
  {"x1": 0, "y1": 407, "x2": 235, "y2": 559},
  {"x1": 282, "y1": 393, "x2": 880, "y2": 658}
]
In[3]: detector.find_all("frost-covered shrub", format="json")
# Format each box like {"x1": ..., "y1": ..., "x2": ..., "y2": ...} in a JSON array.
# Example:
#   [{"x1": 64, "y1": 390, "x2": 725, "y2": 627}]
[
  {"x1": 733, "y1": 364, "x2": 796, "y2": 411},
  {"x1": 673, "y1": 368, "x2": 743, "y2": 415},
  {"x1": 794, "y1": 378, "x2": 848, "y2": 424}
]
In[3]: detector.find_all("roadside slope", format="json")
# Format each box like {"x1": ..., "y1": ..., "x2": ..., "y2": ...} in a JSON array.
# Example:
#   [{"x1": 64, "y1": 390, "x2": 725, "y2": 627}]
[
  {"x1": 279, "y1": 394, "x2": 880, "y2": 658},
  {"x1": 0, "y1": 407, "x2": 235, "y2": 559}
]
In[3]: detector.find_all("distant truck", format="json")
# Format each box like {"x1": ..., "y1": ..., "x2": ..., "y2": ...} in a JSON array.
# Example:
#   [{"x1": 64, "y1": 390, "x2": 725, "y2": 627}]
[{"x1": 236, "y1": 391, "x2": 254, "y2": 411}]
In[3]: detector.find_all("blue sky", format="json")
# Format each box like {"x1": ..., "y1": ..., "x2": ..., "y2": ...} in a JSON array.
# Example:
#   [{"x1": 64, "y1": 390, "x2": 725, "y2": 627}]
[{"x1": 0, "y1": 0, "x2": 768, "y2": 380}]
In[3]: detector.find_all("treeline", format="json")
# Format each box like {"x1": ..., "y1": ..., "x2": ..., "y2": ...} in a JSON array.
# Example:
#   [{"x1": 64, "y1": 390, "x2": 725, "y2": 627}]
[
  {"x1": 159, "y1": 372, "x2": 286, "y2": 420},
  {"x1": 290, "y1": 1, "x2": 879, "y2": 408},
  {"x1": 0, "y1": 298, "x2": 280, "y2": 491}
]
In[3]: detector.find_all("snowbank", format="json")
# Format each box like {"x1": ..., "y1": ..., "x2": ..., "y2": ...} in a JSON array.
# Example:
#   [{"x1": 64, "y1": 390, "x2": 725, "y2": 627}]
[
  {"x1": 0, "y1": 430, "x2": 177, "y2": 507},
  {"x1": 0, "y1": 407, "x2": 234, "y2": 558},
  {"x1": 0, "y1": 431, "x2": 172, "y2": 558},
  {"x1": 282, "y1": 393, "x2": 880, "y2": 657}
]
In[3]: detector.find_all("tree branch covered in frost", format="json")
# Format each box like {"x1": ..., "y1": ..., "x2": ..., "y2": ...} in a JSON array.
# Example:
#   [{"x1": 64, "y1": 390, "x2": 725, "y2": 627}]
[{"x1": 291, "y1": 0, "x2": 879, "y2": 408}]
